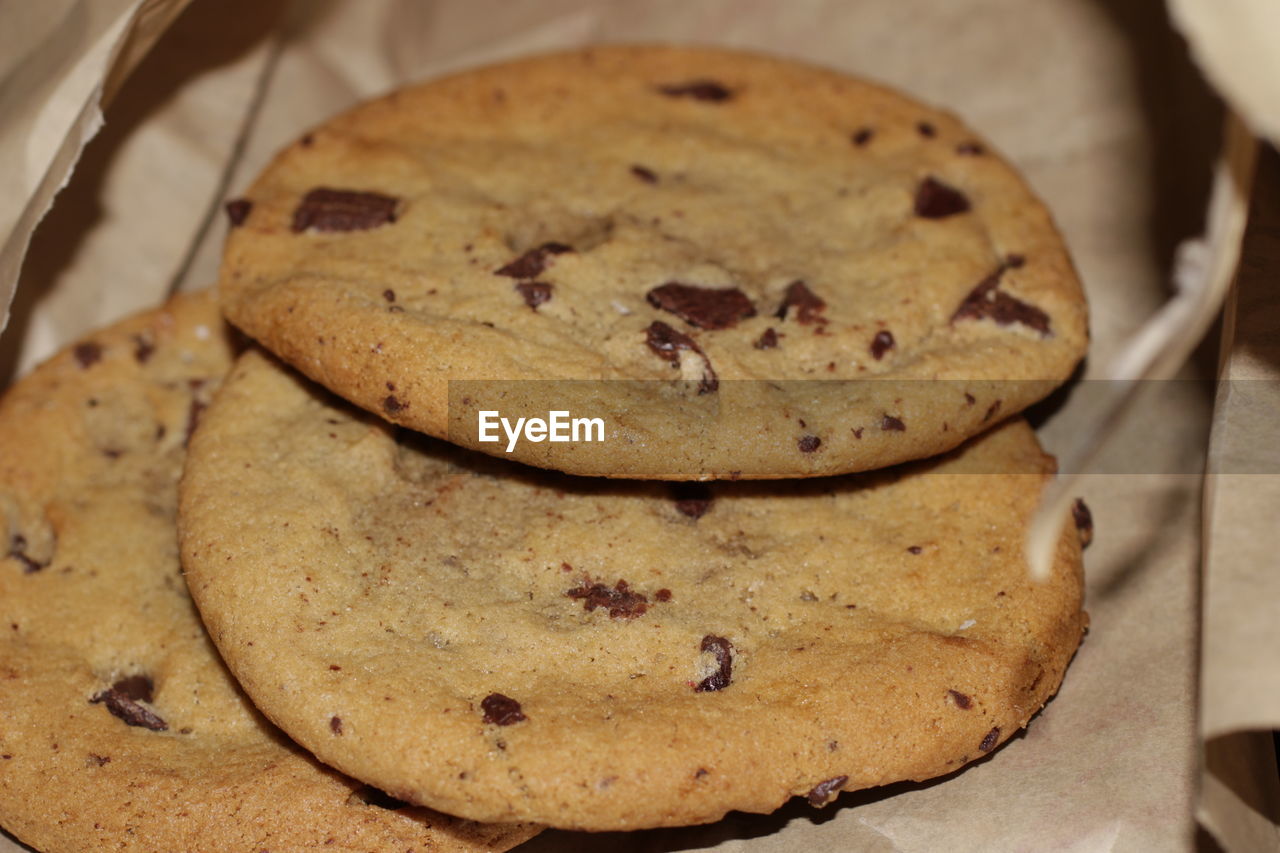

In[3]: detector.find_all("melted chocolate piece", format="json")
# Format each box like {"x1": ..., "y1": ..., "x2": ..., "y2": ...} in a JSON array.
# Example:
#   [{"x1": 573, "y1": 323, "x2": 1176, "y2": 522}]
[
  {"x1": 870, "y1": 330, "x2": 895, "y2": 360},
  {"x1": 224, "y1": 198, "x2": 252, "y2": 227},
  {"x1": 514, "y1": 282, "x2": 553, "y2": 309},
  {"x1": 647, "y1": 283, "x2": 756, "y2": 330},
  {"x1": 983, "y1": 400, "x2": 1002, "y2": 423},
  {"x1": 330, "y1": 716, "x2": 343, "y2": 735},
  {"x1": 948, "y1": 689, "x2": 973, "y2": 709},
  {"x1": 797, "y1": 435, "x2": 821, "y2": 453},
  {"x1": 1072, "y1": 498, "x2": 1094, "y2": 548},
  {"x1": 382, "y1": 395, "x2": 407, "y2": 415},
  {"x1": 852, "y1": 128, "x2": 874, "y2": 146},
  {"x1": 73, "y1": 343, "x2": 102, "y2": 369},
  {"x1": 917, "y1": 121, "x2": 936, "y2": 138},
  {"x1": 644, "y1": 321, "x2": 718, "y2": 394},
  {"x1": 657, "y1": 80, "x2": 733, "y2": 102},
  {"x1": 672, "y1": 483, "x2": 713, "y2": 519},
  {"x1": 494, "y1": 242, "x2": 573, "y2": 279},
  {"x1": 184, "y1": 379, "x2": 209, "y2": 448},
  {"x1": 880, "y1": 415, "x2": 906, "y2": 432},
  {"x1": 132, "y1": 334, "x2": 155, "y2": 364},
  {"x1": 807, "y1": 775, "x2": 848, "y2": 807},
  {"x1": 292, "y1": 188, "x2": 398, "y2": 233},
  {"x1": 567, "y1": 578, "x2": 652, "y2": 619},
  {"x1": 951, "y1": 263, "x2": 1051, "y2": 336},
  {"x1": 383, "y1": 289, "x2": 396, "y2": 303},
  {"x1": 8, "y1": 534, "x2": 47, "y2": 574},
  {"x1": 914, "y1": 177, "x2": 970, "y2": 219},
  {"x1": 774, "y1": 280, "x2": 826, "y2": 324},
  {"x1": 907, "y1": 546, "x2": 923, "y2": 555},
  {"x1": 979, "y1": 727, "x2": 1000, "y2": 753},
  {"x1": 694, "y1": 635, "x2": 733, "y2": 692},
  {"x1": 655, "y1": 589, "x2": 673, "y2": 602},
  {"x1": 753, "y1": 328, "x2": 779, "y2": 350},
  {"x1": 91, "y1": 676, "x2": 167, "y2": 731},
  {"x1": 631, "y1": 165, "x2": 658, "y2": 184},
  {"x1": 481, "y1": 693, "x2": 527, "y2": 726}
]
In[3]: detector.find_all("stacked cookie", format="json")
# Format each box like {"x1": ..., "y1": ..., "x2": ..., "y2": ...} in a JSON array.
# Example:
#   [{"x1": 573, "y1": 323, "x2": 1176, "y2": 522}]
[{"x1": 0, "y1": 46, "x2": 1089, "y2": 848}]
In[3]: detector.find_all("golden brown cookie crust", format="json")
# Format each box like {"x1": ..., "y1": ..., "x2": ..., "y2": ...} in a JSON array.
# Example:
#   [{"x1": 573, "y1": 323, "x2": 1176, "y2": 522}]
[
  {"x1": 180, "y1": 348, "x2": 1086, "y2": 831},
  {"x1": 219, "y1": 44, "x2": 1087, "y2": 480},
  {"x1": 0, "y1": 292, "x2": 537, "y2": 852}
]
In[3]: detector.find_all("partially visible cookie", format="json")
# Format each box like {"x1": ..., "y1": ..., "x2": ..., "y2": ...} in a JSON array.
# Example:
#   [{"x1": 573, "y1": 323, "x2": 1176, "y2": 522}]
[
  {"x1": 219, "y1": 44, "x2": 1087, "y2": 480},
  {"x1": 179, "y1": 348, "x2": 1087, "y2": 831},
  {"x1": 0, "y1": 292, "x2": 537, "y2": 852}
]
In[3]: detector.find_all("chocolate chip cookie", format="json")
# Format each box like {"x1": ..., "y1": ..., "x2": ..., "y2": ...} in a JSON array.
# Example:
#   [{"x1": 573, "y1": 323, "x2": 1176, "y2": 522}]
[
  {"x1": 0, "y1": 292, "x2": 537, "y2": 851},
  {"x1": 218, "y1": 44, "x2": 1087, "y2": 479},
  {"x1": 179, "y1": 347, "x2": 1087, "y2": 830}
]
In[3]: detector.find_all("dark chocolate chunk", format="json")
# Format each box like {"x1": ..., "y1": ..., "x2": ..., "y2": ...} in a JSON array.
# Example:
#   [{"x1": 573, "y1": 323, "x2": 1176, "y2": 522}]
[
  {"x1": 73, "y1": 342, "x2": 102, "y2": 369},
  {"x1": 657, "y1": 80, "x2": 733, "y2": 102},
  {"x1": 956, "y1": 142, "x2": 985, "y2": 156},
  {"x1": 964, "y1": 392, "x2": 976, "y2": 406},
  {"x1": 774, "y1": 280, "x2": 826, "y2": 324},
  {"x1": 330, "y1": 716, "x2": 343, "y2": 735},
  {"x1": 672, "y1": 482, "x2": 713, "y2": 519},
  {"x1": 914, "y1": 176, "x2": 970, "y2": 219},
  {"x1": 644, "y1": 321, "x2": 718, "y2": 394},
  {"x1": 951, "y1": 264, "x2": 1051, "y2": 335},
  {"x1": 917, "y1": 121, "x2": 936, "y2": 138},
  {"x1": 797, "y1": 435, "x2": 821, "y2": 453},
  {"x1": 224, "y1": 198, "x2": 252, "y2": 227},
  {"x1": 983, "y1": 400, "x2": 1002, "y2": 423},
  {"x1": 349, "y1": 785, "x2": 408, "y2": 810},
  {"x1": 870, "y1": 330, "x2": 895, "y2": 360},
  {"x1": 382, "y1": 395, "x2": 407, "y2": 415},
  {"x1": 631, "y1": 165, "x2": 658, "y2": 184},
  {"x1": 807, "y1": 775, "x2": 848, "y2": 807},
  {"x1": 1005, "y1": 253, "x2": 1026, "y2": 268},
  {"x1": 567, "y1": 578, "x2": 652, "y2": 619},
  {"x1": 754, "y1": 328, "x2": 779, "y2": 350},
  {"x1": 852, "y1": 127, "x2": 875, "y2": 146},
  {"x1": 647, "y1": 282, "x2": 756, "y2": 330},
  {"x1": 481, "y1": 693, "x2": 527, "y2": 726},
  {"x1": 515, "y1": 281, "x2": 553, "y2": 309},
  {"x1": 1072, "y1": 498, "x2": 1094, "y2": 548},
  {"x1": 8, "y1": 534, "x2": 47, "y2": 574},
  {"x1": 979, "y1": 727, "x2": 1000, "y2": 752},
  {"x1": 880, "y1": 415, "x2": 906, "y2": 432},
  {"x1": 948, "y1": 689, "x2": 972, "y2": 709},
  {"x1": 694, "y1": 635, "x2": 733, "y2": 692},
  {"x1": 494, "y1": 242, "x2": 574, "y2": 279},
  {"x1": 131, "y1": 334, "x2": 155, "y2": 364},
  {"x1": 382, "y1": 289, "x2": 396, "y2": 302},
  {"x1": 655, "y1": 589, "x2": 672, "y2": 602},
  {"x1": 907, "y1": 546, "x2": 923, "y2": 555},
  {"x1": 291, "y1": 188, "x2": 399, "y2": 233},
  {"x1": 90, "y1": 676, "x2": 167, "y2": 731}
]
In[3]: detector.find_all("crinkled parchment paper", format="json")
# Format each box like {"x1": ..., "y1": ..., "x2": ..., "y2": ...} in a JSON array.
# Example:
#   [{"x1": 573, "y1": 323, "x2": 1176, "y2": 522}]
[{"x1": 2, "y1": 0, "x2": 1273, "y2": 850}]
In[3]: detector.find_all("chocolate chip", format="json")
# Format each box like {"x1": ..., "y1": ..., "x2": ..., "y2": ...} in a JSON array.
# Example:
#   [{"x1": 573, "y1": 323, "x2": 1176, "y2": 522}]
[
  {"x1": 694, "y1": 635, "x2": 733, "y2": 692},
  {"x1": 917, "y1": 121, "x2": 936, "y2": 138},
  {"x1": 291, "y1": 188, "x2": 399, "y2": 233},
  {"x1": 979, "y1": 727, "x2": 1000, "y2": 752},
  {"x1": 672, "y1": 483, "x2": 713, "y2": 519},
  {"x1": 644, "y1": 321, "x2": 718, "y2": 394},
  {"x1": 224, "y1": 198, "x2": 252, "y2": 227},
  {"x1": 86, "y1": 754, "x2": 111, "y2": 767},
  {"x1": 655, "y1": 589, "x2": 672, "y2": 602},
  {"x1": 797, "y1": 435, "x2": 821, "y2": 453},
  {"x1": 515, "y1": 281, "x2": 553, "y2": 309},
  {"x1": 349, "y1": 785, "x2": 408, "y2": 810},
  {"x1": 907, "y1": 546, "x2": 923, "y2": 555},
  {"x1": 881, "y1": 415, "x2": 906, "y2": 432},
  {"x1": 567, "y1": 578, "x2": 653, "y2": 619},
  {"x1": 852, "y1": 128, "x2": 874, "y2": 146},
  {"x1": 948, "y1": 689, "x2": 972, "y2": 709},
  {"x1": 494, "y1": 242, "x2": 573, "y2": 279},
  {"x1": 870, "y1": 330, "x2": 895, "y2": 360},
  {"x1": 914, "y1": 176, "x2": 970, "y2": 219},
  {"x1": 91, "y1": 676, "x2": 167, "y2": 731},
  {"x1": 647, "y1": 282, "x2": 756, "y2": 330},
  {"x1": 1072, "y1": 498, "x2": 1094, "y2": 548},
  {"x1": 131, "y1": 334, "x2": 155, "y2": 364},
  {"x1": 382, "y1": 395, "x2": 407, "y2": 415},
  {"x1": 951, "y1": 263, "x2": 1051, "y2": 335},
  {"x1": 8, "y1": 534, "x2": 47, "y2": 574},
  {"x1": 851, "y1": 427, "x2": 863, "y2": 439},
  {"x1": 657, "y1": 80, "x2": 733, "y2": 102},
  {"x1": 964, "y1": 392, "x2": 976, "y2": 406},
  {"x1": 807, "y1": 775, "x2": 848, "y2": 807},
  {"x1": 631, "y1": 165, "x2": 658, "y2": 184},
  {"x1": 73, "y1": 342, "x2": 102, "y2": 369},
  {"x1": 743, "y1": 328, "x2": 776, "y2": 353},
  {"x1": 956, "y1": 142, "x2": 985, "y2": 156},
  {"x1": 481, "y1": 693, "x2": 526, "y2": 726},
  {"x1": 383, "y1": 289, "x2": 396, "y2": 303},
  {"x1": 330, "y1": 716, "x2": 343, "y2": 735},
  {"x1": 774, "y1": 280, "x2": 825, "y2": 324},
  {"x1": 1005, "y1": 253, "x2": 1026, "y2": 268},
  {"x1": 983, "y1": 400, "x2": 1002, "y2": 423}
]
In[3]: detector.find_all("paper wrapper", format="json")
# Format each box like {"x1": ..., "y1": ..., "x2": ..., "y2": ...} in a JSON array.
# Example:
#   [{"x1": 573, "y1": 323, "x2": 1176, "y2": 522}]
[{"x1": 0, "y1": 0, "x2": 1274, "y2": 850}]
